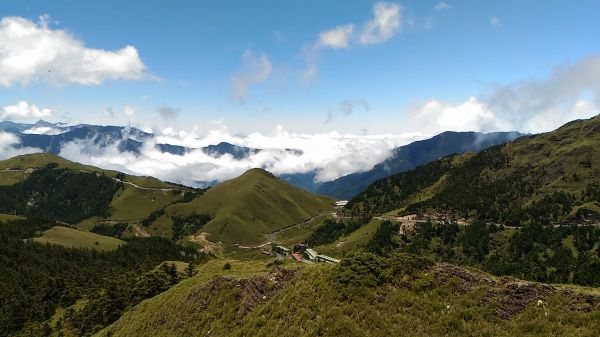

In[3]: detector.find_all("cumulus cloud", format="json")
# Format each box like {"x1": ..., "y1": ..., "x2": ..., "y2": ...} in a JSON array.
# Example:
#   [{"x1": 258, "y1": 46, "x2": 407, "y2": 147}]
[
  {"x1": 317, "y1": 24, "x2": 354, "y2": 49},
  {"x1": 410, "y1": 97, "x2": 504, "y2": 133},
  {"x1": 359, "y1": 2, "x2": 402, "y2": 45},
  {"x1": 230, "y1": 50, "x2": 272, "y2": 103},
  {"x1": 434, "y1": 2, "x2": 451, "y2": 11},
  {"x1": 410, "y1": 54, "x2": 600, "y2": 134},
  {"x1": 1, "y1": 101, "x2": 52, "y2": 120},
  {"x1": 0, "y1": 15, "x2": 146, "y2": 87},
  {"x1": 301, "y1": 2, "x2": 403, "y2": 82},
  {"x1": 0, "y1": 132, "x2": 41, "y2": 159}
]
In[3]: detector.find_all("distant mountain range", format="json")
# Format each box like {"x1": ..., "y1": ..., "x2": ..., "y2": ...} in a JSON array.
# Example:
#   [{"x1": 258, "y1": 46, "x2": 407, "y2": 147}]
[
  {"x1": 0, "y1": 120, "x2": 522, "y2": 196},
  {"x1": 0, "y1": 120, "x2": 261, "y2": 159}
]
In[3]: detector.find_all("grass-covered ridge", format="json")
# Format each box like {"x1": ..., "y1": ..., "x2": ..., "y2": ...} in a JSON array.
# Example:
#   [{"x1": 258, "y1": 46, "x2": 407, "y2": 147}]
[
  {"x1": 97, "y1": 253, "x2": 600, "y2": 337},
  {"x1": 148, "y1": 168, "x2": 334, "y2": 245},
  {"x1": 345, "y1": 115, "x2": 600, "y2": 225},
  {"x1": 0, "y1": 153, "x2": 174, "y2": 189}
]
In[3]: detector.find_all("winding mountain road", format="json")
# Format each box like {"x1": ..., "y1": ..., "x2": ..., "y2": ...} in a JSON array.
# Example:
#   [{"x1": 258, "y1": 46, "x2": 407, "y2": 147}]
[
  {"x1": 234, "y1": 211, "x2": 331, "y2": 249},
  {"x1": 1, "y1": 167, "x2": 186, "y2": 192}
]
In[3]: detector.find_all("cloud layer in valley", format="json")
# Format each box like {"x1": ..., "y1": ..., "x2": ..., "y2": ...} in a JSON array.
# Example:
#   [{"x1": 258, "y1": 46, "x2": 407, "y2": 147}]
[
  {"x1": 54, "y1": 124, "x2": 423, "y2": 186},
  {"x1": 0, "y1": 132, "x2": 40, "y2": 160}
]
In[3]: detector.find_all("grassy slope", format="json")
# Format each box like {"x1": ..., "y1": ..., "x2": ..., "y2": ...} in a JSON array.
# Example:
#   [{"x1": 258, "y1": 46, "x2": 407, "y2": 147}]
[
  {"x1": 504, "y1": 117, "x2": 600, "y2": 198},
  {"x1": 315, "y1": 218, "x2": 383, "y2": 258},
  {"x1": 96, "y1": 259, "x2": 600, "y2": 337},
  {"x1": 108, "y1": 185, "x2": 181, "y2": 221},
  {"x1": 0, "y1": 171, "x2": 25, "y2": 186},
  {"x1": 347, "y1": 115, "x2": 600, "y2": 217},
  {"x1": 0, "y1": 153, "x2": 173, "y2": 189},
  {"x1": 0, "y1": 213, "x2": 24, "y2": 222},
  {"x1": 32, "y1": 226, "x2": 124, "y2": 251},
  {"x1": 152, "y1": 169, "x2": 334, "y2": 245}
]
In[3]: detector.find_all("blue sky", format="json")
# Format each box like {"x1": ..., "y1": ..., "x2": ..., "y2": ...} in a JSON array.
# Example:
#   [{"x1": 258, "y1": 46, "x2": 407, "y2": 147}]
[{"x1": 1, "y1": 0, "x2": 599, "y2": 135}]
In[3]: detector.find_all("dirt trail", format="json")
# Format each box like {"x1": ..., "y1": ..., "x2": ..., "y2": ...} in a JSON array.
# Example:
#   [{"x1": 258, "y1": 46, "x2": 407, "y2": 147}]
[{"x1": 189, "y1": 232, "x2": 221, "y2": 254}]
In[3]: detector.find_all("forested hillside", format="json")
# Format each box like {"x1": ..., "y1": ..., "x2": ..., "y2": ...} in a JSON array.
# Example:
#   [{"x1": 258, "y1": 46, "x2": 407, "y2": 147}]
[
  {"x1": 345, "y1": 115, "x2": 600, "y2": 225},
  {"x1": 0, "y1": 218, "x2": 206, "y2": 337}
]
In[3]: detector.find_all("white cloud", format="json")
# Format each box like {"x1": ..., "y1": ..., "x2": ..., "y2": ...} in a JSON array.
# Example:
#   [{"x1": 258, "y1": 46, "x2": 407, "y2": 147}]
[
  {"x1": 23, "y1": 126, "x2": 65, "y2": 135},
  {"x1": 490, "y1": 17, "x2": 502, "y2": 28},
  {"x1": 1, "y1": 101, "x2": 53, "y2": 120},
  {"x1": 302, "y1": 2, "x2": 403, "y2": 82},
  {"x1": 317, "y1": 24, "x2": 354, "y2": 49},
  {"x1": 483, "y1": 54, "x2": 600, "y2": 132},
  {"x1": 0, "y1": 132, "x2": 41, "y2": 159},
  {"x1": 434, "y1": 2, "x2": 451, "y2": 11},
  {"x1": 359, "y1": 2, "x2": 402, "y2": 45},
  {"x1": 0, "y1": 15, "x2": 146, "y2": 87},
  {"x1": 230, "y1": 50, "x2": 272, "y2": 103},
  {"x1": 123, "y1": 105, "x2": 136, "y2": 118},
  {"x1": 409, "y1": 95, "x2": 598, "y2": 135},
  {"x1": 410, "y1": 54, "x2": 600, "y2": 134},
  {"x1": 56, "y1": 123, "x2": 424, "y2": 186},
  {"x1": 410, "y1": 97, "x2": 507, "y2": 133}
]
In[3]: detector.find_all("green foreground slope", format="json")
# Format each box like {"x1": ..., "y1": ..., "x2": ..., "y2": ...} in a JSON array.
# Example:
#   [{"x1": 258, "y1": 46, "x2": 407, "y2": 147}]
[
  {"x1": 346, "y1": 115, "x2": 600, "y2": 224},
  {"x1": 152, "y1": 168, "x2": 334, "y2": 244},
  {"x1": 97, "y1": 254, "x2": 600, "y2": 337}
]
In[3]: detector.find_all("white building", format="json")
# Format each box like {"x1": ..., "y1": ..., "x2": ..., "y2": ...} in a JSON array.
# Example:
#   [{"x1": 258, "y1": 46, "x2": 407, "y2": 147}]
[{"x1": 304, "y1": 248, "x2": 318, "y2": 261}]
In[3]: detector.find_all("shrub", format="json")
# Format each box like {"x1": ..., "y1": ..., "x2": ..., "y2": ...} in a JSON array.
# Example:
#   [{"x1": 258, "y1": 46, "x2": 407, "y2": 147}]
[
  {"x1": 333, "y1": 252, "x2": 391, "y2": 290},
  {"x1": 388, "y1": 253, "x2": 434, "y2": 277}
]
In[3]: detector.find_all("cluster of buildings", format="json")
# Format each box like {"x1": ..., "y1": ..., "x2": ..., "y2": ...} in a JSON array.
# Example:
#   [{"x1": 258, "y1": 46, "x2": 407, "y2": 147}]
[{"x1": 272, "y1": 244, "x2": 340, "y2": 264}]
